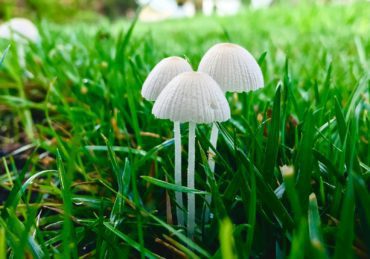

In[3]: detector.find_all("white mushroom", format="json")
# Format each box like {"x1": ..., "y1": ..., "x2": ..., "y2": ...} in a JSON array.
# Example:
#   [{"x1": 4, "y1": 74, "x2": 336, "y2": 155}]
[
  {"x1": 198, "y1": 43, "x2": 264, "y2": 93},
  {"x1": 198, "y1": 42, "x2": 264, "y2": 220},
  {"x1": 0, "y1": 18, "x2": 40, "y2": 44},
  {"x1": 142, "y1": 56, "x2": 193, "y2": 101},
  {"x1": 141, "y1": 56, "x2": 192, "y2": 226},
  {"x1": 153, "y1": 71, "x2": 230, "y2": 237},
  {"x1": 0, "y1": 18, "x2": 40, "y2": 68}
]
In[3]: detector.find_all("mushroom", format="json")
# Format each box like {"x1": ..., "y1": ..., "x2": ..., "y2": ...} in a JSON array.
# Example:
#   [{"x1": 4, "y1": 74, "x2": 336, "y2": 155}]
[
  {"x1": 152, "y1": 71, "x2": 230, "y2": 237},
  {"x1": 198, "y1": 42, "x2": 264, "y2": 219},
  {"x1": 0, "y1": 18, "x2": 40, "y2": 68},
  {"x1": 141, "y1": 56, "x2": 192, "y2": 226}
]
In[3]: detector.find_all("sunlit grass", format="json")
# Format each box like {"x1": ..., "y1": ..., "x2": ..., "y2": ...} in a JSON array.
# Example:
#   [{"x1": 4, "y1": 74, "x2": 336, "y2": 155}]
[{"x1": 0, "y1": 3, "x2": 369, "y2": 258}]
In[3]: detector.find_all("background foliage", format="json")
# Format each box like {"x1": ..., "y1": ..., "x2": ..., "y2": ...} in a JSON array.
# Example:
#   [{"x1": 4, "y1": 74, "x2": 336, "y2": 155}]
[{"x1": 0, "y1": 0, "x2": 138, "y2": 21}]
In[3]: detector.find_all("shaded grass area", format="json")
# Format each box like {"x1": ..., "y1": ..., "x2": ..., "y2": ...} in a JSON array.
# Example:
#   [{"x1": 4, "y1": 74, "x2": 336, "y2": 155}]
[{"x1": 0, "y1": 3, "x2": 369, "y2": 258}]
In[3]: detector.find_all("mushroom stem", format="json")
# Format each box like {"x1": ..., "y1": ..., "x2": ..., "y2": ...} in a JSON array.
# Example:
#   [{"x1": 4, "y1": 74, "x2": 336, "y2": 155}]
[
  {"x1": 174, "y1": 121, "x2": 184, "y2": 226},
  {"x1": 204, "y1": 123, "x2": 219, "y2": 220},
  {"x1": 208, "y1": 123, "x2": 219, "y2": 173},
  {"x1": 187, "y1": 122, "x2": 196, "y2": 238},
  {"x1": 17, "y1": 44, "x2": 26, "y2": 69}
]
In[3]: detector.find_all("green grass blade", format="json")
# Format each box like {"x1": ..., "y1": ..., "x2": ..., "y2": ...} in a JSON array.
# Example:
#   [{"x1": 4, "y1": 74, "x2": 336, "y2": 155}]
[
  {"x1": 2, "y1": 209, "x2": 44, "y2": 258},
  {"x1": 8, "y1": 170, "x2": 57, "y2": 209},
  {"x1": 353, "y1": 174, "x2": 370, "y2": 250},
  {"x1": 263, "y1": 84, "x2": 281, "y2": 182},
  {"x1": 281, "y1": 165, "x2": 302, "y2": 223},
  {"x1": 334, "y1": 96, "x2": 347, "y2": 144},
  {"x1": 333, "y1": 175, "x2": 355, "y2": 259},
  {"x1": 130, "y1": 159, "x2": 145, "y2": 259},
  {"x1": 104, "y1": 222, "x2": 158, "y2": 259},
  {"x1": 218, "y1": 123, "x2": 294, "y2": 230},
  {"x1": 219, "y1": 218, "x2": 237, "y2": 259},
  {"x1": 115, "y1": 9, "x2": 140, "y2": 67},
  {"x1": 56, "y1": 149, "x2": 77, "y2": 258},
  {"x1": 288, "y1": 220, "x2": 307, "y2": 259},
  {"x1": 0, "y1": 226, "x2": 6, "y2": 259},
  {"x1": 258, "y1": 51, "x2": 267, "y2": 65},
  {"x1": 148, "y1": 213, "x2": 210, "y2": 258},
  {"x1": 0, "y1": 45, "x2": 10, "y2": 66},
  {"x1": 237, "y1": 148, "x2": 294, "y2": 231},
  {"x1": 296, "y1": 110, "x2": 315, "y2": 211},
  {"x1": 308, "y1": 193, "x2": 327, "y2": 259},
  {"x1": 245, "y1": 162, "x2": 256, "y2": 258},
  {"x1": 141, "y1": 176, "x2": 208, "y2": 194},
  {"x1": 110, "y1": 159, "x2": 132, "y2": 226},
  {"x1": 135, "y1": 139, "x2": 174, "y2": 168},
  {"x1": 199, "y1": 142, "x2": 228, "y2": 220}
]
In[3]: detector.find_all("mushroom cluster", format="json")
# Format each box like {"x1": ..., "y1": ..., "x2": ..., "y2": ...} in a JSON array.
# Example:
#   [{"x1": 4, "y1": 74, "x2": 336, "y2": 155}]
[{"x1": 141, "y1": 43, "x2": 264, "y2": 238}]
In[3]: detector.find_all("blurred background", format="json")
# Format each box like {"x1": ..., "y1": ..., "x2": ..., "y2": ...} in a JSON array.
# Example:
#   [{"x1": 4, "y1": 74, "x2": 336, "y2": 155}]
[{"x1": 0, "y1": 0, "x2": 365, "y2": 22}]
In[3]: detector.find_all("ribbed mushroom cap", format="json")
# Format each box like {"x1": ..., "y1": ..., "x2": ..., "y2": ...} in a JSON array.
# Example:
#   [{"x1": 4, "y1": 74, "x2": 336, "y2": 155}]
[
  {"x1": 0, "y1": 18, "x2": 40, "y2": 43},
  {"x1": 141, "y1": 56, "x2": 193, "y2": 101},
  {"x1": 198, "y1": 43, "x2": 264, "y2": 93},
  {"x1": 152, "y1": 71, "x2": 230, "y2": 123}
]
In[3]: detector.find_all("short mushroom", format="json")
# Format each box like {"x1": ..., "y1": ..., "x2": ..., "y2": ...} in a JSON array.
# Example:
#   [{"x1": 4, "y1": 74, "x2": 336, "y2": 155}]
[
  {"x1": 141, "y1": 56, "x2": 192, "y2": 226},
  {"x1": 0, "y1": 18, "x2": 40, "y2": 68},
  {"x1": 198, "y1": 42, "x2": 264, "y2": 219},
  {"x1": 152, "y1": 71, "x2": 230, "y2": 237}
]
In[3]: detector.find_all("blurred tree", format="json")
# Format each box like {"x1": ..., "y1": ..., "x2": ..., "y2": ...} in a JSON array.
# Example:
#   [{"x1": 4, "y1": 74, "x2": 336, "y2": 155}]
[
  {"x1": 0, "y1": 0, "x2": 138, "y2": 21},
  {"x1": 96, "y1": 0, "x2": 138, "y2": 17},
  {"x1": 193, "y1": 0, "x2": 203, "y2": 11},
  {"x1": 176, "y1": 0, "x2": 203, "y2": 12},
  {"x1": 176, "y1": 0, "x2": 187, "y2": 5},
  {"x1": 25, "y1": 0, "x2": 78, "y2": 19}
]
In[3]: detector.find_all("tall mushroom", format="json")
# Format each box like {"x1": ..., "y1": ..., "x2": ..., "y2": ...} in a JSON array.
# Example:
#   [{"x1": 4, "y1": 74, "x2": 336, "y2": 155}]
[
  {"x1": 152, "y1": 71, "x2": 230, "y2": 237},
  {"x1": 198, "y1": 43, "x2": 264, "y2": 219},
  {"x1": 141, "y1": 56, "x2": 192, "y2": 226}
]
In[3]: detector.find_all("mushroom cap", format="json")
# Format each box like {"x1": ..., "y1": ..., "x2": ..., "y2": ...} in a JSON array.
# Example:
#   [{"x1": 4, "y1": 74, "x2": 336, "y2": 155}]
[
  {"x1": 0, "y1": 18, "x2": 40, "y2": 44},
  {"x1": 141, "y1": 56, "x2": 193, "y2": 101},
  {"x1": 152, "y1": 71, "x2": 230, "y2": 123},
  {"x1": 198, "y1": 43, "x2": 264, "y2": 93}
]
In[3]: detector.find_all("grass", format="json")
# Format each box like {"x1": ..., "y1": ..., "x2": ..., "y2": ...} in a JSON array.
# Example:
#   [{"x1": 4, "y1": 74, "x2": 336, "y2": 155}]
[{"x1": 0, "y1": 2, "x2": 369, "y2": 258}]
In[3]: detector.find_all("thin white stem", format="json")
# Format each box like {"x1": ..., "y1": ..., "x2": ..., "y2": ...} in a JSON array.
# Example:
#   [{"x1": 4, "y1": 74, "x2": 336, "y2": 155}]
[
  {"x1": 17, "y1": 44, "x2": 26, "y2": 69},
  {"x1": 208, "y1": 123, "x2": 219, "y2": 173},
  {"x1": 174, "y1": 121, "x2": 184, "y2": 226},
  {"x1": 204, "y1": 123, "x2": 219, "y2": 220},
  {"x1": 187, "y1": 122, "x2": 196, "y2": 238}
]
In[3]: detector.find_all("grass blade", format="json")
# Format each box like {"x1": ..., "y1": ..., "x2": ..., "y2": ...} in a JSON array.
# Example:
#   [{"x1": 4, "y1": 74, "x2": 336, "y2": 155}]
[
  {"x1": 104, "y1": 222, "x2": 158, "y2": 259},
  {"x1": 218, "y1": 123, "x2": 294, "y2": 230},
  {"x1": 219, "y1": 218, "x2": 237, "y2": 259},
  {"x1": 148, "y1": 213, "x2": 210, "y2": 258},
  {"x1": 130, "y1": 159, "x2": 145, "y2": 259},
  {"x1": 0, "y1": 226, "x2": 6, "y2": 259},
  {"x1": 308, "y1": 193, "x2": 327, "y2": 259},
  {"x1": 141, "y1": 176, "x2": 208, "y2": 194},
  {"x1": 334, "y1": 175, "x2": 355, "y2": 259},
  {"x1": 56, "y1": 149, "x2": 77, "y2": 258},
  {"x1": 281, "y1": 165, "x2": 302, "y2": 223},
  {"x1": 334, "y1": 96, "x2": 347, "y2": 144},
  {"x1": 0, "y1": 45, "x2": 10, "y2": 66},
  {"x1": 245, "y1": 162, "x2": 256, "y2": 258},
  {"x1": 263, "y1": 84, "x2": 281, "y2": 183},
  {"x1": 288, "y1": 220, "x2": 307, "y2": 259},
  {"x1": 296, "y1": 110, "x2": 315, "y2": 211}
]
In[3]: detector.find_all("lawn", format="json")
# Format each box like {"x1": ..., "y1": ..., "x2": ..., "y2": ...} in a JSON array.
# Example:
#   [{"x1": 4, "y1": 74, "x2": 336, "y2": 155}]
[{"x1": 0, "y1": 3, "x2": 369, "y2": 258}]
